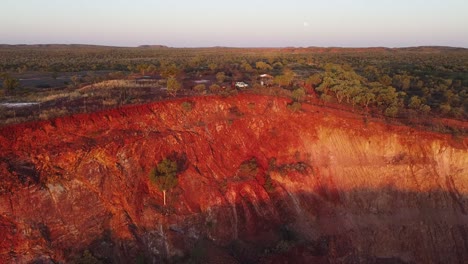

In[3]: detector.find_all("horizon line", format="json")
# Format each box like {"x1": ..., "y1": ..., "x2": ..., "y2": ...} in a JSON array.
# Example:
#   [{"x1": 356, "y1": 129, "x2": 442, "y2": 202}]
[{"x1": 1, "y1": 43, "x2": 468, "y2": 50}]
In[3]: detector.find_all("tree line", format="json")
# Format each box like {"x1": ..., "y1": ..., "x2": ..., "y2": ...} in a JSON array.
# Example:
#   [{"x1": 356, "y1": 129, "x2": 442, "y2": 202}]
[{"x1": 1, "y1": 45, "x2": 466, "y2": 120}]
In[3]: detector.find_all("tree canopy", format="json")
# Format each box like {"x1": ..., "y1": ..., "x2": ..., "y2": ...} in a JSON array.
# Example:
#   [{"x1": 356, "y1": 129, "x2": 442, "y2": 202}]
[{"x1": 149, "y1": 158, "x2": 179, "y2": 206}]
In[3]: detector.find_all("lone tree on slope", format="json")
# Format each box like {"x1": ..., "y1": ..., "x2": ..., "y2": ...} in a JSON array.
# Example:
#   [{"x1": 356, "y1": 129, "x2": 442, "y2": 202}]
[{"x1": 149, "y1": 158, "x2": 179, "y2": 206}]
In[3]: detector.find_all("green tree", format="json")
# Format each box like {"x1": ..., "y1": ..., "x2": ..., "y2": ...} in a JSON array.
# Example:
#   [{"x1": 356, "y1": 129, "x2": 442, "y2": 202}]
[
  {"x1": 306, "y1": 73, "x2": 322, "y2": 87},
  {"x1": 392, "y1": 74, "x2": 411, "y2": 90},
  {"x1": 274, "y1": 70, "x2": 294, "y2": 88},
  {"x1": 273, "y1": 61, "x2": 284, "y2": 70},
  {"x1": 241, "y1": 62, "x2": 253, "y2": 72},
  {"x1": 1, "y1": 73, "x2": 20, "y2": 94},
  {"x1": 439, "y1": 103, "x2": 451, "y2": 115},
  {"x1": 420, "y1": 104, "x2": 431, "y2": 113},
  {"x1": 216, "y1": 72, "x2": 226, "y2": 83},
  {"x1": 363, "y1": 65, "x2": 380, "y2": 82},
  {"x1": 208, "y1": 63, "x2": 218, "y2": 71},
  {"x1": 70, "y1": 75, "x2": 80, "y2": 88},
  {"x1": 316, "y1": 64, "x2": 364, "y2": 104},
  {"x1": 193, "y1": 84, "x2": 206, "y2": 93},
  {"x1": 378, "y1": 75, "x2": 392, "y2": 86},
  {"x1": 209, "y1": 84, "x2": 221, "y2": 93},
  {"x1": 375, "y1": 86, "x2": 400, "y2": 108},
  {"x1": 149, "y1": 158, "x2": 178, "y2": 206},
  {"x1": 255, "y1": 61, "x2": 272, "y2": 71},
  {"x1": 354, "y1": 91, "x2": 375, "y2": 110},
  {"x1": 167, "y1": 77, "x2": 181, "y2": 97},
  {"x1": 291, "y1": 88, "x2": 306, "y2": 102},
  {"x1": 136, "y1": 63, "x2": 150, "y2": 75},
  {"x1": 408, "y1": 96, "x2": 422, "y2": 109},
  {"x1": 161, "y1": 63, "x2": 180, "y2": 78},
  {"x1": 384, "y1": 105, "x2": 399, "y2": 117}
]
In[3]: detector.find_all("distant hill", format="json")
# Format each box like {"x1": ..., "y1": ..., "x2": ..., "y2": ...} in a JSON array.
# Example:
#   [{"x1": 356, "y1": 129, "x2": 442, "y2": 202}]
[
  {"x1": 138, "y1": 45, "x2": 169, "y2": 48},
  {"x1": 398, "y1": 46, "x2": 468, "y2": 52},
  {"x1": 0, "y1": 44, "x2": 127, "y2": 49}
]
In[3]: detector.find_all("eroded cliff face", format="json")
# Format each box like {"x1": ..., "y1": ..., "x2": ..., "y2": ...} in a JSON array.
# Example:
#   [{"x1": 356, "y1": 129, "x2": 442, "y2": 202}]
[{"x1": 0, "y1": 95, "x2": 467, "y2": 263}]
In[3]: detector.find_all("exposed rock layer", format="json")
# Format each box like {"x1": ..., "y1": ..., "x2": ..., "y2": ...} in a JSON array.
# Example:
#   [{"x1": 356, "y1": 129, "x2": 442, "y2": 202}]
[{"x1": 0, "y1": 95, "x2": 467, "y2": 263}]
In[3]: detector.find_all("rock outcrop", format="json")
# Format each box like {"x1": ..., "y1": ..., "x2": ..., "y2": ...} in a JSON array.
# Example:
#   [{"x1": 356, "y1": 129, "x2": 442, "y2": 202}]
[{"x1": 0, "y1": 95, "x2": 467, "y2": 263}]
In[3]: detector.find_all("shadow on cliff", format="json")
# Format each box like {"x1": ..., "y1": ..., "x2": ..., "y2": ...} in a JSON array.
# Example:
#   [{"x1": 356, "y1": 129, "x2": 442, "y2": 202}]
[{"x1": 29, "y1": 185, "x2": 468, "y2": 264}]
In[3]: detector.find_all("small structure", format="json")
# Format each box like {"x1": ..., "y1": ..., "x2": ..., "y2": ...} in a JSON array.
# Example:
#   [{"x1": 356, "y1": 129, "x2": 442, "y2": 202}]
[
  {"x1": 259, "y1": 74, "x2": 274, "y2": 86},
  {"x1": 235, "y1": 82, "x2": 249, "y2": 89}
]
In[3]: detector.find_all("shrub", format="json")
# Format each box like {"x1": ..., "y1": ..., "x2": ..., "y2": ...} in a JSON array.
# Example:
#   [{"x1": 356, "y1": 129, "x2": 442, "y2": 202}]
[
  {"x1": 193, "y1": 84, "x2": 206, "y2": 93},
  {"x1": 319, "y1": 93, "x2": 332, "y2": 102},
  {"x1": 167, "y1": 77, "x2": 181, "y2": 97},
  {"x1": 264, "y1": 175, "x2": 275, "y2": 192},
  {"x1": 291, "y1": 88, "x2": 306, "y2": 102},
  {"x1": 181, "y1": 101, "x2": 193, "y2": 111},
  {"x1": 216, "y1": 72, "x2": 226, "y2": 83},
  {"x1": 209, "y1": 84, "x2": 221, "y2": 93},
  {"x1": 238, "y1": 158, "x2": 258, "y2": 178},
  {"x1": 39, "y1": 107, "x2": 69, "y2": 120},
  {"x1": 384, "y1": 105, "x2": 399, "y2": 117},
  {"x1": 419, "y1": 104, "x2": 431, "y2": 113},
  {"x1": 1, "y1": 73, "x2": 20, "y2": 94},
  {"x1": 287, "y1": 102, "x2": 302, "y2": 112},
  {"x1": 439, "y1": 103, "x2": 451, "y2": 115}
]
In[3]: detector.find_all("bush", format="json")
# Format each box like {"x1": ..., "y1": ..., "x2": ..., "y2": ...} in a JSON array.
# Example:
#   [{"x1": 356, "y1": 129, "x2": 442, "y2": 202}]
[
  {"x1": 439, "y1": 103, "x2": 451, "y2": 115},
  {"x1": 39, "y1": 107, "x2": 69, "y2": 120},
  {"x1": 291, "y1": 88, "x2": 306, "y2": 102},
  {"x1": 384, "y1": 105, "x2": 399, "y2": 117},
  {"x1": 287, "y1": 102, "x2": 302, "y2": 112},
  {"x1": 181, "y1": 101, "x2": 193, "y2": 111},
  {"x1": 238, "y1": 158, "x2": 258, "y2": 178},
  {"x1": 220, "y1": 88, "x2": 238, "y2": 97},
  {"x1": 264, "y1": 175, "x2": 275, "y2": 192},
  {"x1": 209, "y1": 84, "x2": 221, "y2": 93},
  {"x1": 193, "y1": 84, "x2": 206, "y2": 93}
]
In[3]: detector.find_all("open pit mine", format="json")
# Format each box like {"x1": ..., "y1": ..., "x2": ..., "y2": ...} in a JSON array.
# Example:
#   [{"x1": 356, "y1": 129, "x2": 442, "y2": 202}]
[{"x1": 1, "y1": 95, "x2": 467, "y2": 263}]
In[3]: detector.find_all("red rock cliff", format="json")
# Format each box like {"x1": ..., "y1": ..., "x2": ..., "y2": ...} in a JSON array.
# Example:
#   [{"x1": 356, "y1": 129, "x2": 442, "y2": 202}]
[{"x1": 0, "y1": 95, "x2": 467, "y2": 263}]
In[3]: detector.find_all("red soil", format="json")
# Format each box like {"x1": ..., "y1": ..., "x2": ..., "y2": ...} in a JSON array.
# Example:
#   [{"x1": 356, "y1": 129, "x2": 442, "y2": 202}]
[{"x1": 0, "y1": 94, "x2": 467, "y2": 263}]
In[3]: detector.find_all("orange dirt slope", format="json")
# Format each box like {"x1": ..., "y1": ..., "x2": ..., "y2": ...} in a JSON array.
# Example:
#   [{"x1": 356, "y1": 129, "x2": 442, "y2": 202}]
[{"x1": 0, "y1": 94, "x2": 467, "y2": 263}]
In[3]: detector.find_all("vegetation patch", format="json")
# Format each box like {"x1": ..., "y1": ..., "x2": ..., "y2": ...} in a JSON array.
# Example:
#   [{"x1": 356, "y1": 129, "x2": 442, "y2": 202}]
[
  {"x1": 229, "y1": 106, "x2": 244, "y2": 117},
  {"x1": 181, "y1": 101, "x2": 194, "y2": 111},
  {"x1": 0, "y1": 46, "x2": 466, "y2": 134},
  {"x1": 264, "y1": 174, "x2": 275, "y2": 192},
  {"x1": 268, "y1": 158, "x2": 310, "y2": 176},
  {"x1": 149, "y1": 153, "x2": 187, "y2": 206},
  {"x1": 287, "y1": 102, "x2": 302, "y2": 112},
  {"x1": 237, "y1": 158, "x2": 259, "y2": 179}
]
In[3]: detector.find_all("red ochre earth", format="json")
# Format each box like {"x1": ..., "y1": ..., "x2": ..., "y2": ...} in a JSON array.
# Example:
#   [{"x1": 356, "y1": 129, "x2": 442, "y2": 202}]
[{"x1": 0, "y1": 94, "x2": 467, "y2": 263}]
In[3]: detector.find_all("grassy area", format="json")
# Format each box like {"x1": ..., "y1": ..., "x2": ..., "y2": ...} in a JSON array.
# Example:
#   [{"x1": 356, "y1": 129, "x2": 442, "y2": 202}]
[{"x1": 0, "y1": 45, "x2": 466, "y2": 132}]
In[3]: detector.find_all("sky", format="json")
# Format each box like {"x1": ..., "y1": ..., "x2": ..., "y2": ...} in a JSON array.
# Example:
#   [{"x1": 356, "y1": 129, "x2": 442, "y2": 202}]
[{"x1": 1, "y1": 0, "x2": 467, "y2": 48}]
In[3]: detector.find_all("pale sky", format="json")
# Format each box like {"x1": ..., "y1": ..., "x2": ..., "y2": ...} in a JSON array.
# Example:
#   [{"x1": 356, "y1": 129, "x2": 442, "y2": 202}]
[{"x1": 1, "y1": 0, "x2": 467, "y2": 47}]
